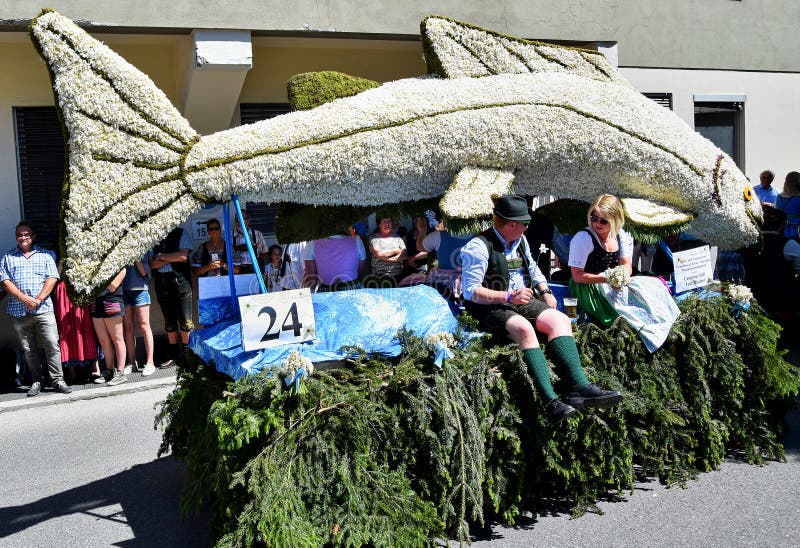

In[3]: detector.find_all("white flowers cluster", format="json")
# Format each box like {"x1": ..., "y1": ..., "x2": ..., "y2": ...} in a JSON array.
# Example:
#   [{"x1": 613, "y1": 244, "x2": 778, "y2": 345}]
[
  {"x1": 439, "y1": 167, "x2": 514, "y2": 220},
  {"x1": 425, "y1": 332, "x2": 456, "y2": 351},
  {"x1": 31, "y1": 10, "x2": 762, "y2": 301},
  {"x1": 184, "y1": 70, "x2": 759, "y2": 252},
  {"x1": 605, "y1": 266, "x2": 632, "y2": 289},
  {"x1": 282, "y1": 349, "x2": 315, "y2": 377},
  {"x1": 420, "y1": 16, "x2": 628, "y2": 86},
  {"x1": 724, "y1": 284, "x2": 753, "y2": 306},
  {"x1": 622, "y1": 198, "x2": 694, "y2": 228},
  {"x1": 30, "y1": 10, "x2": 202, "y2": 300}
]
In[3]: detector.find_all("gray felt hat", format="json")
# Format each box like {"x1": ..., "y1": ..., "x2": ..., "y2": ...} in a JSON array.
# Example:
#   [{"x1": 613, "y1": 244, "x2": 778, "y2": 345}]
[{"x1": 493, "y1": 195, "x2": 531, "y2": 222}]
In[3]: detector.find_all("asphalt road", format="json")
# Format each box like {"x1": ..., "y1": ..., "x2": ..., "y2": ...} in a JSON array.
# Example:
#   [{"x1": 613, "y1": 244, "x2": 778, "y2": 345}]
[
  {"x1": 0, "y1": 386, "x2": 210, "y2": 547},
  {"x1": 463, "y1": 405, "x2": 800, "y2": 547},
  {"x1": 1, "y1": 384, "x2": 798, "y2": 547}
]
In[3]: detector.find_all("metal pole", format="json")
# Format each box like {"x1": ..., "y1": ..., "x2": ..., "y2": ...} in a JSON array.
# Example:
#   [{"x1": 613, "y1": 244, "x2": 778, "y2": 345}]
[{"x1": 232, "y1": 195, "x2": 268, "y2": 294}]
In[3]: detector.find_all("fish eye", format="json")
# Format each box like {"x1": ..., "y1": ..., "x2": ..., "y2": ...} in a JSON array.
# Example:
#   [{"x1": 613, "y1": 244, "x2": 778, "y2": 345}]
[{"x1": 743, "y1": 186, "x2": 754, "y2": 201}]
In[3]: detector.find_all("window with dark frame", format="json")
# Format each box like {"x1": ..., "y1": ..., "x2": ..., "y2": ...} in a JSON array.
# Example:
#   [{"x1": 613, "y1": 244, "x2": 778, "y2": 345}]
[
  {"x1": 694, "y1": 101, "x2": 744, "y2": 168},
  {"x1": 13, "y1": 106, "x2": 65, "y2": 253}
]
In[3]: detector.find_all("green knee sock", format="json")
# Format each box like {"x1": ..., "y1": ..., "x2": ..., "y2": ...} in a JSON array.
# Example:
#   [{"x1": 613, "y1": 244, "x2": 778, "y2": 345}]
[
  {"x1": 521, "y1": 347, "x2": 557, "y2": 401},
  {"x1": 546, "y1": 336, "x2": 589, "y2": 390}
]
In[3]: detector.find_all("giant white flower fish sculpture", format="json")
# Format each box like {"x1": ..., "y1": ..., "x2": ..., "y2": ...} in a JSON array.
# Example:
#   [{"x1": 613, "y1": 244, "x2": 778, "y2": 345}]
[{"x1": 30, "y1": 10, "x2": 761, "y2": 303}]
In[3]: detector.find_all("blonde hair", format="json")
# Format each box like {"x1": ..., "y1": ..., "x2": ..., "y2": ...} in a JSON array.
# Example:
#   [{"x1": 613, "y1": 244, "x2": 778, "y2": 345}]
[
  {"x1": 784, "y1": 171, "x2": 800, "y2": 196},
  {"x1": 588, "y1": 194, "x2": 624, "y2": 237}
]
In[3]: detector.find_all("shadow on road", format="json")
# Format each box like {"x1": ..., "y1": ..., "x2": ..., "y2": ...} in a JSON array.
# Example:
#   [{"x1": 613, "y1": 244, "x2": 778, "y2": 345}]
[{"x1": 0, "y1": 456, "x2": 210, "y2": 546}]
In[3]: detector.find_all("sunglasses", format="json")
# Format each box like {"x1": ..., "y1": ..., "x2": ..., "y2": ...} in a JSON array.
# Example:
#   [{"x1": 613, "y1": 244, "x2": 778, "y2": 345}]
[
  {"x1": 208, "y1": 226, "x2": 221, "y2": 231},
  {"x1": 590, "y1": 215, "x2": 609, "y2": 226}
]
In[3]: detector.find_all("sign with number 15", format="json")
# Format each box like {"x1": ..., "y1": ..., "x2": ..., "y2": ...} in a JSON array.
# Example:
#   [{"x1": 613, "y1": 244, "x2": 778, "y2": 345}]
[{"x1": 239, "y1": 289, "x2": 316, "y2": 351}]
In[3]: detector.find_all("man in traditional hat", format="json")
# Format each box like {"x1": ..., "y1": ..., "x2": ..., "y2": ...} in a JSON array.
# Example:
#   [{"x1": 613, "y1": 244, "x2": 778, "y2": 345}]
[{"x1": 460, "y1": 195, "x2": 622, "y2": 423}]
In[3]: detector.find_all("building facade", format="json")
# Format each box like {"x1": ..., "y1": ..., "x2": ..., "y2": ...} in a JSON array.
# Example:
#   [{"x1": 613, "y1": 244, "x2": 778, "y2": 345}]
[{"x1": 1, "y1": 0, "x2": 798, "y2": 253}]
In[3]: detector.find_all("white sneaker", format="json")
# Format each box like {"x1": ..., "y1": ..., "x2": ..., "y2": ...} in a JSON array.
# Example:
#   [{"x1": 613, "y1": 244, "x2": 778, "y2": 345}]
[
  {"x1": 141, "y1": 363, "x2": 156, "y2": 377},
  {"x1": 123, "y1": 364, "x2": 132, "y2": 375},
  {"x1": 107, "y1": 370, "x2": 128, "y2": 387}
]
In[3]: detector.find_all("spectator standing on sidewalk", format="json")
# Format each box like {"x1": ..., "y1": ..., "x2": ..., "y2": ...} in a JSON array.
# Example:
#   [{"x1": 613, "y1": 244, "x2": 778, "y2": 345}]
[
  {"x1": 0, "y1": 221, "x2": 72, "y2": 396},
  {"x1": 276, "y1": 241, "x2": 308, "y2": 291},
  {"x1": 233, "y1": 209, "x2": 268, "y2": 274},
  {"x1": 91, "y1": 269, "x2": 128, "y2": 386},
  {"x1": 122, "y1": 258, "x2": 156, "y2": 377},
  {"x1": 52, "y1": 263, "x2": 98, "y2": 384},
  {"x1": 755, "y1": 170, "x2": 779, "y2": 207},
  {"x1": 150, "y1": 226, "x2": 194, "y2": 368}
]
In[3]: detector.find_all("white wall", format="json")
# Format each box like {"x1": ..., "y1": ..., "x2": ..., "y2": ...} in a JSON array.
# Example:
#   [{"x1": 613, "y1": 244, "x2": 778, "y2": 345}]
[{"x1": 622, "y1": 67, "x2": 800, "y2": 188}]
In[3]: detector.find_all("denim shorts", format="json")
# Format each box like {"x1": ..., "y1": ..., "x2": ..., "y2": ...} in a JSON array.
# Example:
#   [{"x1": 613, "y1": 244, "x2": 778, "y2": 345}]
[{"x1": 123, "y1": 289, "x2": 151, "y2": 307}]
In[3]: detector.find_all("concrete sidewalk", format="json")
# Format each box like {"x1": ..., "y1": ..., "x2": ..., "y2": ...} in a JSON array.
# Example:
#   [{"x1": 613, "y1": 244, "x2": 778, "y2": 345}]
[{"x1": 0, "y1": 366, "x2": 177, "y2": 413}]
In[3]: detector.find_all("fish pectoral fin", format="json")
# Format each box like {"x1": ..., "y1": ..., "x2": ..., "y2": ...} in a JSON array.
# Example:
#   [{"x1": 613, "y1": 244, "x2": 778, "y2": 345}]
[
  {"x1": 287, "y1": 71, "x2": 380, "y2": 110},
  {"x1": 622, "y1": 198, "x2": 694, "y2": 243},
  {"x1": 439, "y1": 167, "x2": 515, "y2": 235},
  {"x1": 421, "y1": 15, "x2": 626, "y2": 84}
]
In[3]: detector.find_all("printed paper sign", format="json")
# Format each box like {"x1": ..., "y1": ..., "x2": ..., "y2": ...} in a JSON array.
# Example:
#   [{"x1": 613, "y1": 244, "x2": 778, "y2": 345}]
[
  {"x1": 672, "y1": 245, "x2": 713, "y2": 293},
  {"x1": 239, "y1": 289, "x2": 316, "y2": 351},
  {"x1": 198, "y1": 273, "x2": 261, "y2": 300}
]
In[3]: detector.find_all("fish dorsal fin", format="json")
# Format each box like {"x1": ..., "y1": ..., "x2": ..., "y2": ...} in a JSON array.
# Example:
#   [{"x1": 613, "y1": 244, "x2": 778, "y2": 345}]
[
  {"x1": 621, "y1": 198, "x2": 694, "y2": 243},
  {"x1": 287, "y1": 71, "x2": 381, "y2": 110},
  {"x1": 421, "y1": 15, "x2": 626, "y2": 84},
  {"x1": 440, "y1": 167, "x2": 515, "y2": 235}
]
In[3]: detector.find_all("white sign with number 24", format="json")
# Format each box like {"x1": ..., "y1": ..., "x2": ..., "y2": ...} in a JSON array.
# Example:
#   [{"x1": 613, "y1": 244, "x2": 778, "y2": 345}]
[{"x1": 239, "y1": 289, "x2": 316, "y2": 351}]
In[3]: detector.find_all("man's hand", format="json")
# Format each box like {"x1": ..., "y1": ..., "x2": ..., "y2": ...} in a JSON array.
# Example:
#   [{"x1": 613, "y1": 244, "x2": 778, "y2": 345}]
[
  {"x1": 508, "y1": 287, "x2": 534, "y2": 305},
  {"x1": 24, "y1": 295, "x2": 41, "y2": 312},
  {"x1": 542, "y1": 292, "x2": 558, "y2": 309}
]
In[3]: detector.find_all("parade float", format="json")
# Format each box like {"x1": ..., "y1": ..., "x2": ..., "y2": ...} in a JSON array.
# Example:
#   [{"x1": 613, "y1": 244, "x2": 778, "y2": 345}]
[{"x1": 30, "y1": 10, "x2": 798, "y2": 546}]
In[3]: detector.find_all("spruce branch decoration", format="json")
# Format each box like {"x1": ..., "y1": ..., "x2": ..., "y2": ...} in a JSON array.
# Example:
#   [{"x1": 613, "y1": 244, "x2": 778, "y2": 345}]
[{"x1": 158, "y1": 298, "x2": 798, "y2": 545}]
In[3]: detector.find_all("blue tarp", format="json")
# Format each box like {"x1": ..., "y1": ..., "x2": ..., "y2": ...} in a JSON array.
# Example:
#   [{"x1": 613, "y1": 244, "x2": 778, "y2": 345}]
[{"x1": 190, "y1": 285, "x2": 460, "y2": 380}]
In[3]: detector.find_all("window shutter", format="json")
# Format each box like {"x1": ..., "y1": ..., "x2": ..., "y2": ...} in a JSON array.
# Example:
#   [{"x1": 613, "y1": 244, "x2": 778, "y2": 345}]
[
  {"x1": 643, "y1": 92, "x2": 673, "y2": 110},
  {"x1": 13, "y1": 107, "x2": 65, "y2": 252}
]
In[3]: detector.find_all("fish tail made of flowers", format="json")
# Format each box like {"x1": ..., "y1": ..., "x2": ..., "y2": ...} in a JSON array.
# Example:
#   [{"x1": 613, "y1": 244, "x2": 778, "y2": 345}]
[{"x1": 30, "y1": 10, "x2": 206, "y2": 304}]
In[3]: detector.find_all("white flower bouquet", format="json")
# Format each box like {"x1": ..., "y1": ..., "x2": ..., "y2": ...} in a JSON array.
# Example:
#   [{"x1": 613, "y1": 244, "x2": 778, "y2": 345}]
[
  {"x1": 281, "y1": 350, "x2": 314, "y2": 395},
  {"x1": 425, "y1": 332, "x2": 456, "y2": 351},
  {"x1": 605, "y1": 266, "x2": 632, "y2": 289},
  {"x1": 724, "y1": 284, "x2": 753, "y2": 307}
]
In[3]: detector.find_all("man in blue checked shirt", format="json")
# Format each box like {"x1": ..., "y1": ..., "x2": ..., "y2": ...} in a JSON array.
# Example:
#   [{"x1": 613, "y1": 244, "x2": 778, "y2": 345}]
[{"x1": 0, "y1": 221, "x2": 71, "y2": 396}]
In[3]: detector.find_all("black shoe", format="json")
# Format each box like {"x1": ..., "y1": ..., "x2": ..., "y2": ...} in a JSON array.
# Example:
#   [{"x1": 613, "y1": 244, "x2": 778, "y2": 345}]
[
  {"x1": 547, "y1": 398, "x2": 577, "y2": 423},
  {"x1": 27, "y1": 381, "x2": 41, "y2": 397},
  {"x1": 568, "y1": 382, "x2": 623, "y2": 409}
]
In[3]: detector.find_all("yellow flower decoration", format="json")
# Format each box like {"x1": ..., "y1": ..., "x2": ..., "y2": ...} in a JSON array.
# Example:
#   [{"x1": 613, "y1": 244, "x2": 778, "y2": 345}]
[{"x1": 743, "y1": 186, "x2": 754, "y2": 201}]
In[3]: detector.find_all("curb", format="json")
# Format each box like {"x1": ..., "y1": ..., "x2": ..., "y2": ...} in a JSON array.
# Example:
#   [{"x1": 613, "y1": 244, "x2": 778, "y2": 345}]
[{"x1": 0, "y1": 376, "x2": 177, "y2": 414}]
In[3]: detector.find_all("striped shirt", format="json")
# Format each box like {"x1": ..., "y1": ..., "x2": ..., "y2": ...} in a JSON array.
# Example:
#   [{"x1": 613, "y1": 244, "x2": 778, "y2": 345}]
[{"x1": 0, "y1": 245, "x2": 59, "y2": 318}]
